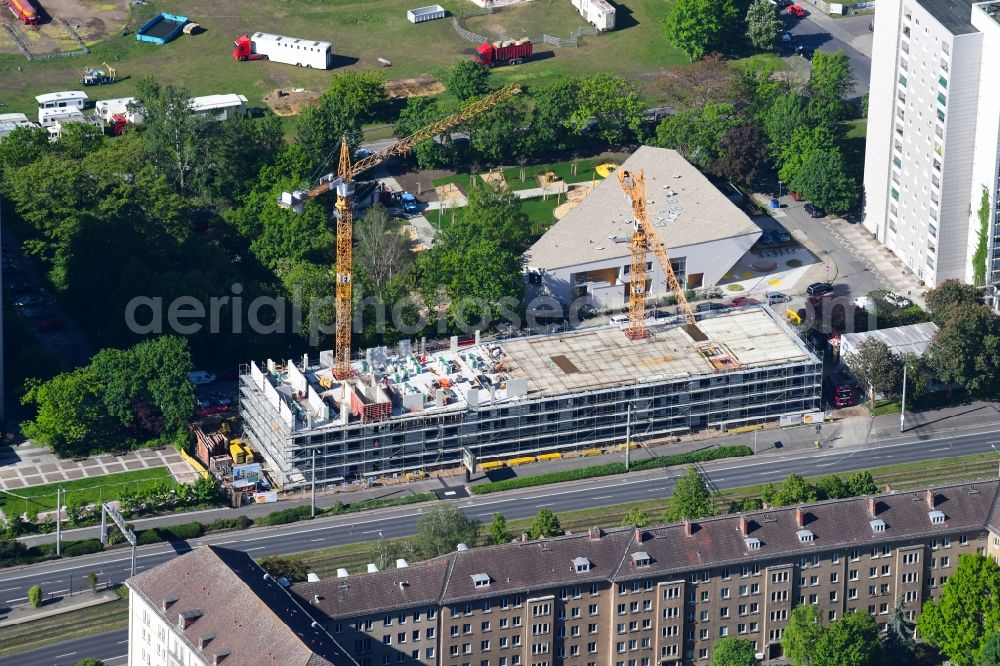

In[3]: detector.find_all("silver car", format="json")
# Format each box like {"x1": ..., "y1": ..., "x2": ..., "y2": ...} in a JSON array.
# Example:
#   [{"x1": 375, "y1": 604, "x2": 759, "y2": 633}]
[{"x1": 766, "y1": 292, "x2": 791, "y2": 305}]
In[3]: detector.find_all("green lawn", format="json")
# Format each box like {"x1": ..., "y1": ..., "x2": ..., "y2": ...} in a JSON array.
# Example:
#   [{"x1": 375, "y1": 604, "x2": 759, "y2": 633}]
[
  {"x1": 428, "y1": 192, "x2": 561, "y2": 235},
  {"x1": 0, "y1": 467, "x2": 175, "y2": 515},
  {"x1": 0, "y1": 0, "x2": 686, "y2": 117},
  {"x1": 0, "y1": 598, "x2": 128, "y2": 657},
  {"x1": 432, "y1": 156, "x2": 610, "y2": 192}
]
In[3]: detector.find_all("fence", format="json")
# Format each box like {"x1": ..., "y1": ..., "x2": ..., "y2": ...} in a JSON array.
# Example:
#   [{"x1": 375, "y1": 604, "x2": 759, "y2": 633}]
[
  {"x1": 451, "y1": 8, "x2": 489, "y2": 44},
  {"x1": 542, "y1": 25, "x2": 598, "y2": 47},
  {"x1": 3, "y1": 19, "x2": 89, "y2": 61}
]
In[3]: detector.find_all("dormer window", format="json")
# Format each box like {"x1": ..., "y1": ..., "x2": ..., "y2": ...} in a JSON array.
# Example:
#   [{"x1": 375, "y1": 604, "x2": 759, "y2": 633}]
[
  {"x1": 745, "y1": 537, "x2": 761, "y2": 551},
  {"x1": 870, "y1": 519, "x2": 886, "y2": 533},
  {"x1": 929, "y1": 511, "x2": 946, "y2": 524},
  {"x1": 472, "y1": 573, "x2": 491, "y2": 588},
  {"x1": 631, "y1": 551, "x2": 651, "y2": 567},
  {"x1": 797, "y1": 530, "x2": 814, "y2": 543},
  {"x1": 573, "y1": 557, "x2": 591, "y2": 573}
]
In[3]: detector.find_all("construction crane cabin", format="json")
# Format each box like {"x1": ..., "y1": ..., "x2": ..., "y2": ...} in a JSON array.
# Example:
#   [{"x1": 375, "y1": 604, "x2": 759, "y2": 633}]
[
  {"x1": 617, "y1": 168, "x2": 704, "y2": 342},
  {"x1": 278, "y1": 84, "x2": 522, "y2": 379}
]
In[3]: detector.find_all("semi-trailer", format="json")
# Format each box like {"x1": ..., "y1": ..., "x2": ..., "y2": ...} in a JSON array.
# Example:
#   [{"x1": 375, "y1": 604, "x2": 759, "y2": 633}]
[
  {"x1": 474, "y1": 38, "x2": 532, "y2": 67},
  {"x1": 6, "y1": 0, "x2": 39, "y2": 25},
  {"x1": 232, "y1": 32, "x2": 333, "y2": 69}
]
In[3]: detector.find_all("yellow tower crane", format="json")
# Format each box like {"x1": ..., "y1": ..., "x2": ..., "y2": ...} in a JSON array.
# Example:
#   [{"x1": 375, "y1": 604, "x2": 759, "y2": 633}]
[
  {"x1": 617, "y1": 168, "x2": 697, "y2": 340},
  {"x1": 278, "y1": 84, "x2": 523, "y2": 378}
]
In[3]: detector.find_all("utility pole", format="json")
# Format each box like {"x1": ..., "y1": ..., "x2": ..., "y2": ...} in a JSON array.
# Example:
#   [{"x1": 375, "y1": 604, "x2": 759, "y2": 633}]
[
  {"x1": 753, "y1": 428, "x2": 758, "y2": 455},
  {"x1": 310, "y1": 449, "x2": 317, "y2": 519},
  {"x1": 992, "y1": 445, "x2": 1000, "y2": 478},
  {"x1": 55, "y1": 486, "x2": 62, "y2": 557},
  {"x1": 625, "y1": 403, "x2": 631, "y2": 472},
  {"x1": 899, "y1": 362, "x2": 907, "y2": 433}
]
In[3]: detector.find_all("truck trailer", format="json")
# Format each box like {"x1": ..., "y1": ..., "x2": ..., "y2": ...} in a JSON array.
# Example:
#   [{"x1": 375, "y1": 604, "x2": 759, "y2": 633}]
[
  {"x1": 474, "y1": 38, "x2": 532, "y2": 67},
  {"x1": 233, "y1": 32, "x2": 332, "y2": 69},
  {"x1": 6, "y1": 0, "x2": 39, "y2": 25}
]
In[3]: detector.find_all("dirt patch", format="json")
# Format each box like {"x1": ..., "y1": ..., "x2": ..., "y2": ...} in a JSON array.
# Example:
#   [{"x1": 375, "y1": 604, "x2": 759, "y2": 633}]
[
  {"x1": 0, "y1": 0, "x2": 126, "y2": 55},
  {"x1": 480, "y1": 170, "x2": 506, "y2": 188},
  {"x1": 435, "y1": 183, "x2": 465, "y2": 206},
  {"x1": 263, "y1": 88, "x2": 321, "y2": 116},
  {"x1": 384, "y1": 75, "x2": 444, "y2": 99}
]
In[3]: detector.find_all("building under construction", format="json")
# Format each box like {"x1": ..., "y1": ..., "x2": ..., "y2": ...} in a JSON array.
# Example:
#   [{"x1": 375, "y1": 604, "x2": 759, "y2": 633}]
[{"x1": 239, "y1": 306, "x2": 822, "y2": 488}]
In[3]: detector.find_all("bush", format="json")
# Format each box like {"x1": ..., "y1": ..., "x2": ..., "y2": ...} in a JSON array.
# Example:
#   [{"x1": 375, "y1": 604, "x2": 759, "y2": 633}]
[
  {"x1": 136, "y1": 522, "x2": 204, "y2": 545},
  {"x1": 206, "y1": 515, "x2": 254, "y2": 532},
  {"x1": 331, "y1": 493, "x2": 436, "y2": 515},
  {"x1": 259, "y1": 555, "x2": 309, "y2": 582},
  {"x1": 471, "y1": 447, "x2": 752, "y2": 495},
  {"x1": 255, "y1": 505, "x2": 313, "y2": 526},
  {"x1": 62, "y1": 539, "x2": 104, "y2": 557},
  {"x1": 28, "y1": 584, "x2": 42, "y2": 608}
]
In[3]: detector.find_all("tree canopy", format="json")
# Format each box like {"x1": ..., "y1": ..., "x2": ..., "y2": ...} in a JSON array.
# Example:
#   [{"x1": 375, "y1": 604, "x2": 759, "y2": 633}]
[
  {"x1": 844, "y1": 338, "x2": 903, "y2": 405},
  {"x1": 711, "y1": 637, "x2": 757, "y2": 666},
  {"x1": 571, "y1": 74, "x2": 646, "y2": 146},
  {"x1": 926, "y1": 305, "x2": 1000, "y2": 395},
  {"x1": 811, "y1": 610, "x2": 880, "y2": 666},
  {"x1": 446, "y1": 61, "x2": 491, "y2": 101},
  {"x1": 917, "y1": 554, "x2": 1000, "y2": 665},
  {"x1": 925, "y1": 279, "x2": 984, "y2": 326},
  {"x1": 663, "y1": 0, "x2": 738, "y2": 61},
  {"x1": 488, "y1": 513, "x2": 512, "y2": 545},
  {"x1": 530, "y1": 507, "x2": 562, "y2": 539},
  {"x1": 664, "y1": 466, "x2": 717, "y2": 521},
  {"x1": 782, "y1": 604, "x2": 824, "y2": 666},
  {"x1": 415, "y1": 505, "x2": 480, "y2": 558},
  {"x1": 745, "y1": 0, "x2": 782, "y2": 51}
]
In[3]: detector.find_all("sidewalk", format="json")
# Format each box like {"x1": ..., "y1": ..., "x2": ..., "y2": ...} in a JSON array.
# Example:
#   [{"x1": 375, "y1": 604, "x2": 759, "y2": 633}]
[
  {"x1": 0, "y1": 588, "x2": 119, "y2": 626},
  {"x1": 831, "y1": 219, "x2": 927, "y2": 307},
  {"x1": 18, "y1": 399, "x2": 1000, "y2": 547}
]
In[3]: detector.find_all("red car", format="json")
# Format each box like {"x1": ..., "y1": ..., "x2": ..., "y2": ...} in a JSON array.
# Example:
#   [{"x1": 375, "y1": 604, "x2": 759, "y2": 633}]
[
  {"x1": 787, "y1": 5, "x2": 806, "y2": 17},
  {"x1": 731, "y1": 297, "x2": 761, "y2": 307},
  {"x1": 789, "y1": 191, "x2": 804, "y2": 202}
]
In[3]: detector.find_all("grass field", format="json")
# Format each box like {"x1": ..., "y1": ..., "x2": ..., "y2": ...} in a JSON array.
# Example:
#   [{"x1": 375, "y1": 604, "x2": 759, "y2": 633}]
[
  {"x1": 0, "y1": 598, "x2": 128, "y2": 657},
  {"x1": 0, "y1": 467, "x2": 174, "y2": 515},
  {"x1": 428, "y1": 191, "x2": 561, "y2": 234},
  {"x1": 0, "y1": 0, "x2": 687, "y2": 117},
  {"x1": 432, "y1": 156, "x2": 611, "y2": 192}
]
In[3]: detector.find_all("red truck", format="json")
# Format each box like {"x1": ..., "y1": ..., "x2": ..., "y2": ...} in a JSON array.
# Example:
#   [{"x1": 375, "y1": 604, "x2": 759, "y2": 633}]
[
  {"x1": 6, "y1": 0, "x2": 39, "y2": 25},
  {"x1": 825, "y1": 370, "x2": 854, "y2": 408},
  {"x1": 475, "y1": 38, "x2": 532, "y2": 67}
]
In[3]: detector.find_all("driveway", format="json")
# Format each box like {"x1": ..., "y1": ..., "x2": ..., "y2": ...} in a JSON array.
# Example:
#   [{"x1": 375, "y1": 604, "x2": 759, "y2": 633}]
[{"x1": 781, "y1": 11, "x2": 873, "y2": 98}]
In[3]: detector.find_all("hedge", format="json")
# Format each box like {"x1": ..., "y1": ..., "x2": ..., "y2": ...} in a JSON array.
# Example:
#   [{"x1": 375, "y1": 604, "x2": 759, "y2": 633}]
[
  {"x1": 207, "y1": 515, "x2": 254, "y2": 532},
  {"x1": 136, "y1": 522, "x2": 204, "y2": 545},
  {"x1": 61, "y1": 539, "x2": 104, "y2": 557},
  {"x1": 255, "y1": 504, "x2": 313, "y2": 526},
  {"x1": 329, "y1": 493, "x2": 436, "y2": 515},
  {"x1": 470, "y1": 446, "x2": 753, "y2": 495}
]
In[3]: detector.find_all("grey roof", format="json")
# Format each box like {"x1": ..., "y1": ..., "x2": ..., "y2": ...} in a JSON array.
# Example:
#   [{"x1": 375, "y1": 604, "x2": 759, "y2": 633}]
[
  {"x1": 918, "y1": 0, "x2": 977, "y2": 34},
  {"x1": 524, "y1": 146, "x2": 760, "y2": 270},
  {"x1": 840, "y1": 322, "x2": 938, "y2": 357},
  {"x1": 294, "y1": 481, "x2": 1000, "y2": 621},
  {"x1": 128, "y1": 546, "x2": 355, "y2": 666}
]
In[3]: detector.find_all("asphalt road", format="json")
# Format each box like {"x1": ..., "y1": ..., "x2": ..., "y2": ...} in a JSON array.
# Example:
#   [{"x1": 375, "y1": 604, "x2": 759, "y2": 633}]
[
  {"x1": 783, "y1": 12, "x2": 873, "y2": 98},
  {"x1": 4, "y1": 421, "x2": 1000, "y2": 665},
  {"x1": 0, "y1": 628, "x2": 128, "y2": 666}
]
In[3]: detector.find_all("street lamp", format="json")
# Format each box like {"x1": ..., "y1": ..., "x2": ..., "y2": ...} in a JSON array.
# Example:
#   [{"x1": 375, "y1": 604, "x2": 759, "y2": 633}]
[{"x1": 777, "y1": 180, "x2": 784, "y2": 198}]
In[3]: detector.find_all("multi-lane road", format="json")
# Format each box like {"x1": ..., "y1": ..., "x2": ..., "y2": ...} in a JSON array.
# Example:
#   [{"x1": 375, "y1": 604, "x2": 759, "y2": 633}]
[{"x1": 4, "y1": 421, "x2": 1000, "y2": 665}]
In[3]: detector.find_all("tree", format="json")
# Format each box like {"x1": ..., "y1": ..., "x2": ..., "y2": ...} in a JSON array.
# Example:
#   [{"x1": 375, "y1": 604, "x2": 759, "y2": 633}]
[
  {"x1": 711, "y1": 123, "x2": 770, "y2": 186},
  {"x1": 663, "y1": 0, "x2": 738, "y2": 61},
  {"x1": 761, "y1": 473, "x2": 817, "y2": 507},
  {"x1": 782, "y1": 604, "x2": 824, "y2": 666},
  {"x1": 530, "y1": 507, "x2": 562, "y2": 539},
  {"x1": 621, "y1": 506, "x2": 651, "y2": 528},
  {"x1": 654, "y1": 102, "x2": 739, "y2": 170},
  {"x1": 883, "y1": 596, "x2": 917, "y2": 664},
  {"x1": 844, "y1": 338, "x2": 903, "y2": 406},
  {"x1": 75, "y1": 660, "x2": 104, "y2": 666},
  {"x1": 807, "y1": 51, "x2": 856, "y2": 123},
  {"x1": 571, "y1": 74, "x2": 646, "y2": 146},
  {"x1": 917, "y1": 554, "x2": 1000, "y2": 665},
  {"x1": 86, "y1": 572, "x2": 98, "y2": 592},
  {"x1": 369, "y1": 536, "x2": 415, "y2": 570},
  {"x1": 762, "y1": 93, "x2": 810, "y2": 160},
  {"x1": 980, "y1": 633, "x2": 1000, "y2": 666},
  {"x1": 20, "y1": 368, "x2": 109, "y2": 457},
  {"x1": 0, "y1": 124, "x2": 51, "y2": 171},
  {"x1": 926, "y1": 305, "x2": 1000, "y2": 396},
  {"x1": 664, "y1": 466, "x2": 717, "y2": 522},
  {"x1": 468, "y1": 94, "x2": 534, "y2": 165},
  {"x1": 788, "y1": 147, "x2": 858, "y2": 213},
  {"x1": 812, "y1": 611, "x2": 881, "y2": 666},
  {"x1": 394, "y1": 97, "x2": 459, "y2": 169},
  {"x1": 657, "y1": 54, "x2": 736, "y2": 111},
  {"x1": 446, "y1": 61, "x2": 490, "y2": 101},
  {"x1": 355, "y1": 204, "x2": 412, "y2": 298},
  {"x1": 321, "y1": 70, "x2": 387, "y2": 123},
  {"x1": 529, "y1": 80, "x2": 580, "y2": 154},
  {"x1": 28, "y1": 584, "x2": 42, "y2": 608},
  {"x1": 259, "y1": 555, "x2": 309, "y2": 582},
  {"x1": 845, "y1": 471, "x2": 879, "y2": 497},
  {"x1": 415, "y1": 505, "x2": 480, "y2": 558},
  {"x1": 278, "y1": 260, "x2": 336, "y2": 338},
  {"x1": 133, "y1": 78, "x2": 211, "y2": 194},
  {"x1": 745, "y1": 0, "x2": 782, "y2": 51},
  {"x1": 814, "y1": 475, "x2": 849, "y2": 500},
  {"x1": 488, "y1": 513, "x2": 512, "y2": 545},
  {"x1": 925, "y1": 279, "x2": 984, "y2": 326},
  {"x1": 711, "y1": 637, "x2": 757, "y2": 666}
]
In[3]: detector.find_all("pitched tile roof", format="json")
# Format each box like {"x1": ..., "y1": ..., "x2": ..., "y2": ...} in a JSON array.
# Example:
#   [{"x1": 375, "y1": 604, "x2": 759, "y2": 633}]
[{"x1": 128, "y1": 546, "x2": 355, "y2": 666}]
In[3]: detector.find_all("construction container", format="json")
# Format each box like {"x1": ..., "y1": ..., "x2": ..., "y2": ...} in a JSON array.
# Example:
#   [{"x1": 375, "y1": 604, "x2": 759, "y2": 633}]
[
  {"x1": 507, "y1": 456, "x2": 536, "y2": 467},
  {"x1": 406, "y1": 4, "x2": 445, "y2": 23},
  {"x1": 230, "y1": 442, "x2": 246, "y2": 464}
]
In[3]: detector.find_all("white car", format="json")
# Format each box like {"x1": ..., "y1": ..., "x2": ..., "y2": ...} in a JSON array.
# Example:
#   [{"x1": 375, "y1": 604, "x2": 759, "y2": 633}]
[
  {"x1": 187, "y1": 370, "x2": 217, "y2": 385},
  {"x1": 766, "y1": 291, "x2": 791, "y2": 305}
]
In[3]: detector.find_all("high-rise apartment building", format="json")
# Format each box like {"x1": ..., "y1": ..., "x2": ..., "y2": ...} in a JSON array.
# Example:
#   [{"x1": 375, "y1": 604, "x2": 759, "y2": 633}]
[{"x1": 864, "y1": 0, "x2": 1000, "y2": 295}]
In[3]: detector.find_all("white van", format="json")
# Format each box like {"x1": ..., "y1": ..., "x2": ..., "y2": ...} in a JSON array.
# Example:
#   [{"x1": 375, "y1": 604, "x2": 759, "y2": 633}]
[{"x1": 609, "y1": 313, "x2": 629, "y2": 327}]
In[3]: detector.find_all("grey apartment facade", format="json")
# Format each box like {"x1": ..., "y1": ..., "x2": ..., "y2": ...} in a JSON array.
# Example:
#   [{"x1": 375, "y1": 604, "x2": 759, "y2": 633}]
[
  {"x1": 290, "y1": 480, "x2": 1000, "y2": 666},
  {"x1": 240, "y1": 307, "x2": 822, "y2": 488}
]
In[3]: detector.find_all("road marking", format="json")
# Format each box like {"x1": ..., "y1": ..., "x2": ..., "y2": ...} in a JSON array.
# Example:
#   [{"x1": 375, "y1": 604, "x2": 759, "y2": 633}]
[
  {"x1": 592, "y1": 495, "x2": 613, "y2": 500},
  {"x1": 54, "y1": 652, "x2": 77, "y2": 659},
  {"x1": 929, "y1": 447, "x2": 950, "y2": 452},
  {"x1": 535, "y1": 503, "x2": 554, "y2": 507},
  {"x1": 117, "y1": 639, "x2": 129, "y2": 644},
  {"x1": 245, "y1": 546, "x2": 266, "y2": 552},
  {"x1": 362, "y1": 529, "x2": 383, "y2": 534},
  {"x1": 0, "y1": 586, "x2": 20, "y2": 592},
  {"x1": 310, "y1": 538, "x2": 324, "y2": 542},
  {"x1": 5, "y1": 596, "x2": 26, "y2": 603}
]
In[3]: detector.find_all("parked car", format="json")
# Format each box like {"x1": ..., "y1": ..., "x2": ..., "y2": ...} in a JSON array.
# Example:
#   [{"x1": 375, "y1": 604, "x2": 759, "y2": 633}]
[
  {"x1": 804, "y1": 203, "x2": 827, "y2": 218},
  {"x1": 787, "y1": 4, "x2": 806, "y2": 17},
  {"x1": 806, "y1": 282, "x2": 834, "y2": 297},
  {"x1": 609, "y1": 313, "x2": 630, "y2": 327},
  {"x1": 188, "y1": 370, "x2": 217, "y2": 385},
  {"x1": 731, "y1": 297, "x2": 761, "y2": 307},
  {"x1": 781, "y1": 32, "x2": 792, "y2": 43},
  {"x1": 399, "y1": 192, "x2": 419, "y2": 214},
  {"x1": 696, "y1": 302, "x2": 728, "y2": 312},
  {"x1": 776, "y1": 229, "x2": 791, "y2": 243},
  {"x1": 789, "y1": 191, "x2": 803, "y2": 202},
  {"x1": 211, "y1": 394, "x2": 234, "y2": 407},
  {"x1": 758, "y1": 231, "x2": 776, "y2": 246},
  {"x1": 195, "y1": 397, "x2": 230, "y2": 418},
  {"x1": 766, "y1": 291, "x2": 791, "y2": 305}
]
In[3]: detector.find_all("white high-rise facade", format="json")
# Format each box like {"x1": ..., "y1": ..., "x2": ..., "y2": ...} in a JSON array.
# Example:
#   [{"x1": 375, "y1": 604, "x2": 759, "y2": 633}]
[{"x1": 864, "y1": 0, "x2": 1000, "y2": 297}]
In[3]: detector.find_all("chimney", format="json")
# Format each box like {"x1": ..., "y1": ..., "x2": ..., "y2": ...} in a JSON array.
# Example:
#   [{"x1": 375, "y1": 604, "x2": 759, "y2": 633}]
[
  {"x1": 884, "y1": 484, "x2": 893, "y2": 493},
  {"x1": 795, "y1": 508, "x2": 804, "y2": 528},
  {"x1": 762, "y1": 502, "x2": 770, "y2": 510},
  {"x1": 738, "y1": 514, "x2": 748, "y2": 536},
  {"x1": 926, "y1": 489, "x2": 936, "y2": 509},
  {"x1": 868, "y1": 498, "x2": 877, "y2": 518},
  {"x1": 634, "y1": 528, "x2": 644, "y2": 543},
  {"x1": 588, "y1": 526, "x2": 602, "y2": 541},
  {"x1": 683, "y1": 518, "x2": 693, "y2": 537},
  {"x1": 520, "y1": 532, "x2": 529, "y2": 542}
]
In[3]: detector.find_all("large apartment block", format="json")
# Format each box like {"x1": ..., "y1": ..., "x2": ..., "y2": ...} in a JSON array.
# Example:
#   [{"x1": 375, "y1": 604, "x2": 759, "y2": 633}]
[
  {"x1": 864, "y1": 0, "x2": 1000, "y2": 295},
  {"x1": 240, "y1": 307, "x2": 821, "y2": 489},
  {"x1": 129, "y1": 481, "x2": 1000, "y2": 665}
]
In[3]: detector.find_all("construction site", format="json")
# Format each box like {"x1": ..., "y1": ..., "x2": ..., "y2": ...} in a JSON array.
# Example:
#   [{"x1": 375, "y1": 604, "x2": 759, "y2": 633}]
[{"x1": 239, "y1": 305, "x2": 822, "y2": 488}]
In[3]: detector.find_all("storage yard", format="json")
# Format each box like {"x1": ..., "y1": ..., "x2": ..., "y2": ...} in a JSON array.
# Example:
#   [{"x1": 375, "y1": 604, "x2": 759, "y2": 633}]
[{"x1": 240, "y1": 306, "x2": 822, "y2": 488}]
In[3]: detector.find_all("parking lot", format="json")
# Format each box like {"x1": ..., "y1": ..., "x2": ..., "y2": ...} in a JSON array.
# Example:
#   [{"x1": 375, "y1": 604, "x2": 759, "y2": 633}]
[{"x1": 780, "y1": 9, "x2": 874, "y2": 98}]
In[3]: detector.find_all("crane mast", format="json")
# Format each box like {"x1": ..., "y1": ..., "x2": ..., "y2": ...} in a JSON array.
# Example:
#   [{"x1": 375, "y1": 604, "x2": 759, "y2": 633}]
[
  {"x1": 279, "y1": 84, "x2": 523, "y2": 378},
  {"x1": 618, "y1": 168, "x2": 696, "y2": 340}
]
